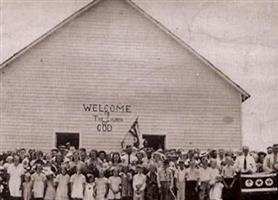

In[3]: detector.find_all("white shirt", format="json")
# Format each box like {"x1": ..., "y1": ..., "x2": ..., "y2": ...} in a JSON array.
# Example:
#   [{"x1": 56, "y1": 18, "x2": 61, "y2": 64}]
[
  {"x1": 199, "y1": 167, "x2": 211, "y2": 182},
  {"x1": 186, "y1": 168, "x2": 200, "y2": 181},
  {"x1": 121, "y1": 154, "x2": 138, "y2": 166},
  {"x1": 132, "y1": 173, "x2": 146, "y2": 192},
  {"x1": 209, "y1": 168, "x2": 220, "y2": 185},
  {"x1": 70, "y1": 173, "x2": 86, "y2": 198},
  {"x1": 108, "y1": 176, "x2": 122, "y2": 199},
  {"x1": 234, "y1": 155, "x2": 256, "y2": 173},
  {"x1": 263, "y1": 153, "x2": 278, "y2": 172},
  {"x1": 175, "y1": 168, "x2": 187, "y2": 183}
]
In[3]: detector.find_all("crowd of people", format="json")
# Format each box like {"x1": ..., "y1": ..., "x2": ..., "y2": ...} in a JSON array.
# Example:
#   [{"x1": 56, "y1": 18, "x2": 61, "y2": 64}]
[{"x1": 0, "y1": 142, "x2": 277, "y2": 200}]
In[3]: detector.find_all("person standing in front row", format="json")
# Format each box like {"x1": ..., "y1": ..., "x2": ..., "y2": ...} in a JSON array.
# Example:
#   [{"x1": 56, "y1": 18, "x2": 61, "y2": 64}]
[
  {"x1": 107, "y1": 168, "x2": 122, "y2": 200},
  {"x1": 157, "y1": 160, "x2": 174, "y2": 200},
  {"x1": 145, "y1": 165, "x2": 159, "y2": 200},
  {"x1": 70, "y1": 164, "x2": 86, "y2": 200},
  {"x1": 175, "y1": 161, "x2": 187, "y2": 200},
  {"x1": 198, "y1": 158, "x2": 211, "y2": 200},
  {"x1": 234, "y1": 146, "x2": 256, "y2": 200},
  {"x1": 95, "y1": 170, "x2": 109, "y2": 200},
  {"x1": 84, "y1": 174, "x2": 96, "y2": 200},
  {"x1": 7, "y1": 155, "x2": 25, "y2": 200},
  {"x1": 55, "y1": 166, "x2": 70, "y2": 200},
  {"x1": 132, "y1": 165, "x2": 146, "y2": 200},
  {"x1": 234, "y1": 146, "x2": 256, "y2": 174},
  {"x1": 31, "y1": 164, "x2": 47, "y2": 200},
  {"x1": 209, "y1": 175, "x2": 224, "y2": 200},
  {"x1": 185, "y1": 160, "x2": 199, "y2": 200},
  {"x1": 22, "y1": 173, "x2": 32, "y2": 200}
]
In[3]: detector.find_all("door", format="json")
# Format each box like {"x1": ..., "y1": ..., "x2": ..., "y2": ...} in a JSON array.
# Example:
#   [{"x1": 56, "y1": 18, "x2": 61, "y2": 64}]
[
  {"x1": 143, "y1": 134, "x2": 165, "y2": 150},
  {"x1": 56, "y1": 132, "x2": 80, "y2": 149}
]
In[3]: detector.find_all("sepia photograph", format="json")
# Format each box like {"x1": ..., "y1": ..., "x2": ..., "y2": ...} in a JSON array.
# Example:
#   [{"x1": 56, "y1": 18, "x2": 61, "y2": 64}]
[{"x1": 0, "y1": 0, "x2": 278, "y2": 199}]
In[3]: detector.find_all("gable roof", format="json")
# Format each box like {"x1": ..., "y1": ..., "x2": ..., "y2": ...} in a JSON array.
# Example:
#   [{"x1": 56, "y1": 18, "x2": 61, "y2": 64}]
[{"x1": 0, "y1": 0, "x2": 250, "y2": 102}]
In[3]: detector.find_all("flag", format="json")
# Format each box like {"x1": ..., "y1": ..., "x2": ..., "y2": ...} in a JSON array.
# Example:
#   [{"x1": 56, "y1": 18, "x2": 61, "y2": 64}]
[
  {"x1": 121, "y1": 117, "x2": 143, "y2": 149},
  {"x1": 128, "y1": 117, "x2": 140, "y2": 148}
]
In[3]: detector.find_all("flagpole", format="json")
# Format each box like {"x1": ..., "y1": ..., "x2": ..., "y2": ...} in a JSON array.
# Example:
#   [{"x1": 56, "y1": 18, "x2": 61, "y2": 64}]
[
  {"x1": 136, "y1": 116, "x2": 143, "y2": 149},
  {"x1": 121, "y1": 131, "x2": 130, "y2": 149}
]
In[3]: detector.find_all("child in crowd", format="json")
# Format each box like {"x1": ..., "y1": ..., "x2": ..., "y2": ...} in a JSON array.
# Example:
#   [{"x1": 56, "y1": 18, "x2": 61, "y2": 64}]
[
  {"x1": 70, "y1": 164, "x2": 86, "y2": 200},
  {"x1": 22, "y1": 173, "x2": 32, "y2": 200},
  {"x1": 31, "y1": 164, "x2": 47, "y2": 200},
  {"x1": 119, "y1": 166, "x2": 133, "y2": 200},
  {"x1": 55, "y1": 166, "x2": 70, "y2": 200},
  {"x1": 44, "y1": 172, "x2": 56, "y2": 200},
  {"x1": 132, "y1": 165, "x2": 146, "y2": 200},
  {"x1": 107, "y1": 168, "x2": 122, "y2": 200},
  {"x1": 222, "y1": 156, "x2": 237, "y2": 200},
  {"x1": 209, "y1": 175, "x2": 224, "y2": 200},
  {"x1": 145, "y1": 164, "x2": 159, "y2": 200},
  {"x1": 95, "y1": 170, "x2": 109, "y2": 200},
  {"x1": 175, "y1": 161, "x2": 188, "y2": 200},
  {"x1": 84, "y1": 174, "x2": 96, "y2": 200},
  {"x1": 157, "y1": 160, "x2": 173, "y2": 200}
]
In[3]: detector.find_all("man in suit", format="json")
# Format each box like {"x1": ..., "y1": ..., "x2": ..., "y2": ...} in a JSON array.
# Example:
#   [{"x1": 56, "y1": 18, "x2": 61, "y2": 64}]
[{"x1": 234, "y1": 146, "x2": 256, "y2": 174}]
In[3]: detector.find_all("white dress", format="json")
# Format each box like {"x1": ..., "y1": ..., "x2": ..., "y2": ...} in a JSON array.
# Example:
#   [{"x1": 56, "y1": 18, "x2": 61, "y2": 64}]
[
  {"x1": 55, "y1": 174, "x2": 70, "y2": 200},
  {"x1": 70, "y1": 174, "x2": 86, "y2": 199},
  {"x1": 7, "y1": 164, "x2": 25, "y2": 197},
  {"x1": 31, "y1": 173, "x2": 47, "y2": 199},
  {"x1": 175, "y1": 169, "x2": 187, "y2": 200},
  {"x1": 209, "y1": 182, "x2": 224, "y2": 200},
  {"x1": 95, "y1": 177, "x2": 108, "y2": 200},
  {"x1": 107, "y1": 176, "x2": 121, "y2": 200},
  {"x1": 84, "y1": 183, "x2": 96, "y2": 200}
]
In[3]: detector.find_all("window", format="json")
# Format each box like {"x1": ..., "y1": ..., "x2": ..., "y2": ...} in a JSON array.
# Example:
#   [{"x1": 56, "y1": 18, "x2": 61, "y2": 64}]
[{"x1": 56, "y1": 132, "x2": 80, "y2": 149}]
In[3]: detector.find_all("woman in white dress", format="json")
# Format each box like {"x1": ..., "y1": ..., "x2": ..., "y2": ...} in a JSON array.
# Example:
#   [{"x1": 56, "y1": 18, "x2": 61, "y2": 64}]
[{"x1": 7, "y1": 155, "x2": 25, "y2": 200}]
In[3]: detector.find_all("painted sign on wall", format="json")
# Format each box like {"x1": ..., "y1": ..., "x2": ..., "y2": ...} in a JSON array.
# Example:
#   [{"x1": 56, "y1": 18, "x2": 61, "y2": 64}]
[{"x1": 83, "y1": 104, "x2": 132, "y2": 132}]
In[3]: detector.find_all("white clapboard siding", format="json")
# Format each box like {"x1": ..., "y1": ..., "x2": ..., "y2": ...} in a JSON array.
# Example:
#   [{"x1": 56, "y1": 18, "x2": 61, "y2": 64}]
[{"x1": 0, "y1": 0, "x2": 242, "y2": 152}]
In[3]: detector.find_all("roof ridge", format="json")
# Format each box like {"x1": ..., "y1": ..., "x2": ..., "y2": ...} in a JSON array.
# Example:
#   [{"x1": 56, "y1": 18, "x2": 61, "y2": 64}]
[{"x1": 0, "y1": 0, "x2": 250, "y2": 101}]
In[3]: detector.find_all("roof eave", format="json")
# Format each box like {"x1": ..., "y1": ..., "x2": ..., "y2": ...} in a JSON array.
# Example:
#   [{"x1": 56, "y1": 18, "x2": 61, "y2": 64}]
[
  {"x1": 0, "y1": 0, "x2": 251, "y2": 102},
  {"x1": 126, "y1": 0, "x2": 250, "y2": 103},
  {"x1": 0, "y1": 0, "x2": 103, "y2": 70}
]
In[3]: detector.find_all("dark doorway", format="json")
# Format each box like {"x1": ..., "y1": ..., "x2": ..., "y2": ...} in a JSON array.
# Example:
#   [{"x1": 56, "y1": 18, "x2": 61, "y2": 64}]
[
  {"x1": 143, "y1": 135, "x2": 165, "y2": 150},
  {"x1": 56, "y1": 133, "x2": 80, "y2": 149}
]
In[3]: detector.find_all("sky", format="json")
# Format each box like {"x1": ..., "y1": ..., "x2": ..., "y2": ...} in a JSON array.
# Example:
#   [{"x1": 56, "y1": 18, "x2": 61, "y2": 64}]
[{"x1": 1, "y1": 0, "x2": 278, "y2": 150}]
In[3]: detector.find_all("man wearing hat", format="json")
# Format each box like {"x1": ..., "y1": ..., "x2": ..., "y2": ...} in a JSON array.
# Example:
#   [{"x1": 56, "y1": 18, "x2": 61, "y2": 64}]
[
  {"x1": 267, "y1": 146, "x2": 273, "y2": 155},
  {"x1": 198, "y1": 158, "x2": 211, "y2": 200},
  {"x1": 263, "y1": 144, "x2": 278, "y2": 172},
  {"x1": 121, "y1": 145, "x2": 138, "y2": 168}
]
